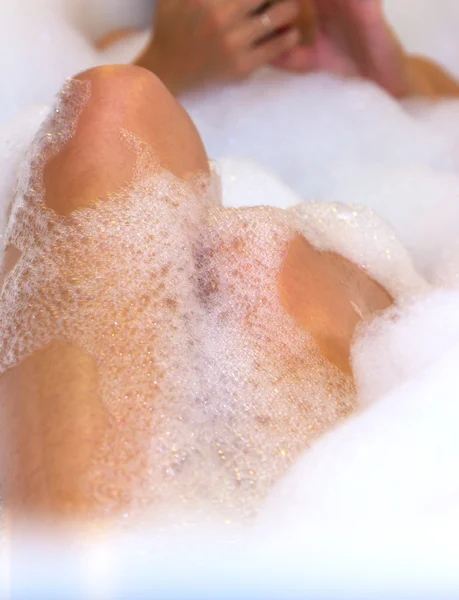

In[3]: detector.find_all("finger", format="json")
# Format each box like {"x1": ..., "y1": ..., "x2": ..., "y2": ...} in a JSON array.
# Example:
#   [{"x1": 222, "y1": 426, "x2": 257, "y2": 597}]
[
  {"x1": 237, "y1": 1, "x2": 300, "y2": 47},
  {"x1": 314, "y1": 0, "x2": 382, "y2": 29},
  {"x1": 297, "y1": 0, "x2": 318, "y2": 43},
  {"x1": 248, "y1": 26, "x2": 301, "y2": 68},
  {"x1": 218, "y1": 0, "x2": 269, "y2": 30},
  {"x1": 234, "y1": 0, "x2": 276, "y2": 20}
]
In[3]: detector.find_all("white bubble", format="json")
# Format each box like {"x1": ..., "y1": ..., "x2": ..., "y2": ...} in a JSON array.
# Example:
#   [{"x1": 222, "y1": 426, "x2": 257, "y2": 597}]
[{"x1": 1, "y1": 0, "x2": 459, "y2": 596}]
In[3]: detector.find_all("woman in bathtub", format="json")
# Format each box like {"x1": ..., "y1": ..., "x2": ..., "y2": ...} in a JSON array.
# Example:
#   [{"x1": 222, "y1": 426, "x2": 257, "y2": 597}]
[{"x1": 0, "y1": 0, "x2": 457, "y2": 525}]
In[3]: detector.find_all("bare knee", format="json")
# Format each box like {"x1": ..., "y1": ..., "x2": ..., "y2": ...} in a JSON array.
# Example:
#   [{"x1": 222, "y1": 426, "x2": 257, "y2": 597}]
[
  {"x1": 279, "y1": 235, "x2": 392, "y2": 374},
  {"x1": 44, "y1": 65, "x2": 209, "y2": 216},
  {"x1": 75, "y1": 65, "x2": 209, "y2": 181}
]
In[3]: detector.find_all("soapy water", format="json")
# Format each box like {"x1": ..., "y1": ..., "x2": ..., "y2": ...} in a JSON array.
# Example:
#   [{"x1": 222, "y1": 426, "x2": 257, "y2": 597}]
[{"x1": 1, "y1": 0, "x2": 459, "y2": 597}]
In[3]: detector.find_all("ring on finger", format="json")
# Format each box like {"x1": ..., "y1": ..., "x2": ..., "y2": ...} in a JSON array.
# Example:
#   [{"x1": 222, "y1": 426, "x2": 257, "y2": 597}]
[{"x1": 260, "y1": 12, "x2": 273, "y2": 31}]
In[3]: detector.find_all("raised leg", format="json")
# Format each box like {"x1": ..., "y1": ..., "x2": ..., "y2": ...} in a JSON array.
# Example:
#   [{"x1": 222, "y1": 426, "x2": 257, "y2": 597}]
[
  {"x1": 0, "y1": 65, "x2": 392, "y2": 523},
  {"x1": 0, "y1": 65, "x2": 209, "y2": 519}
]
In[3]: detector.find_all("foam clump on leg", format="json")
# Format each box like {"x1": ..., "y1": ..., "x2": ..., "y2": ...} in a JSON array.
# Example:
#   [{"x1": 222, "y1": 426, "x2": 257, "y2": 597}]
[
  {"x1": 352, "y1": 289, "x2": 459, "y2": 402},
  {"x1": 1, "y1": 83, "x2": 361, "y2": 525}
]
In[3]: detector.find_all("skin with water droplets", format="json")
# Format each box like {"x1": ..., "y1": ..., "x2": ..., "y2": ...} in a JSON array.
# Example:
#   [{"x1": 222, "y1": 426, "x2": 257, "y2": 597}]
[{"x1": 0, "y1": 80, "x2": 362, "y2": 526}]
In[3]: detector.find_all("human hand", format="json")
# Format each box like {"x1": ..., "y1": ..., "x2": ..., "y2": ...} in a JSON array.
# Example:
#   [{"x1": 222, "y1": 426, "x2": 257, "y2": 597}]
[
  {"x1": 273, "y1": 0, "x2": 411, "y2": 97},
  {"x1": 136, "y1": 0, "x2": 302, "y2": 94}
]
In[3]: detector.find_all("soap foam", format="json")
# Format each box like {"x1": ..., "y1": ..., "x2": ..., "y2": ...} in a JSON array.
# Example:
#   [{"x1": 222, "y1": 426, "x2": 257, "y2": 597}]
[
  {"x1": 1, "y1": 82, "x2": 357, "y2": 525},
  {"x1": 1, "y1": 0, "x2": 459, "y2": 596}
]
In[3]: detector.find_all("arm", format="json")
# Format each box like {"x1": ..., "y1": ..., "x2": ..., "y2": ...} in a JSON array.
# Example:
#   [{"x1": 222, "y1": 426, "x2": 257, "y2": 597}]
[
  {"x1": 407, "y1": 56, "x2": 459, "y2": 98},
  {"x1": 274, "y1": 0, "x2": 459, "y2": 99},
  {"x1": 135, "y1": 0, "x2": 302, "y2": 95}
]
